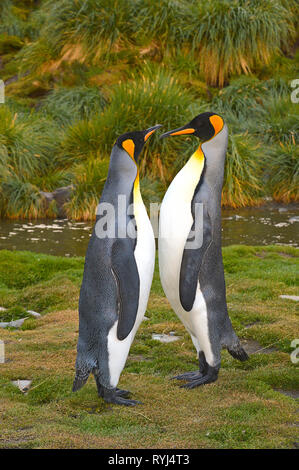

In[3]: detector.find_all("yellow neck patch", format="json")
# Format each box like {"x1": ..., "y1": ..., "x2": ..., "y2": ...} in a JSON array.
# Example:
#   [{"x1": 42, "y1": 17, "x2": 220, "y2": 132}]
[
  {"x1": 122, "y1": 139, "x2": 135, "y2": 160},
  {"x1": 179, "y1": 146, "x2": 205, "y2": 203},
  {"x1": 133, "y1": 170, "x2": 143, "y2": 221},
  {"x1": 209, "y1": 115, "x2": 223, "y2": 136},
  {"x1": 121, "y1": 138, "x2": 142, "y2": 217}
]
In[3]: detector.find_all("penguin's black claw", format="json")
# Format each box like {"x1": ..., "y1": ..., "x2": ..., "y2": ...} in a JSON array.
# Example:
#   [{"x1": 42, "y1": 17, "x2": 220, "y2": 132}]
[
  {"x1": 171, "y1": 371, "x2": 202, "y2": 381},
  {"x1": 105, "y1": 396, "x2": 142, "y2": 407},
  {"x1": 115, "y1": 388, "x2": 132, "y2": 398},
  {"x1": 98, "y1": 385, "x2": 141, "y2": 406},
  {"x1": 180, "y1": 367, "x2": 219, "y2": 389},
  {"x1": 227, "y1": 344, "x2": 249, "y2": 362}
]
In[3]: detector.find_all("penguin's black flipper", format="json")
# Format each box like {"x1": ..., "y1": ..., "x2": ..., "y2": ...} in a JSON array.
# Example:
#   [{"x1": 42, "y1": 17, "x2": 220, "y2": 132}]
[
  {"x1": 111, "y1": 239, "x2": 140, "y2": 341},
  {"x1": 179, "y1": 204, "x2": 212, "y2": 311}
]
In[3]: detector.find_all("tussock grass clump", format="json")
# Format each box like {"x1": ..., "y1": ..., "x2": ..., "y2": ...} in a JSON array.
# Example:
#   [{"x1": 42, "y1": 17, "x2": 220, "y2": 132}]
[
  {"x1": 17, "y1": 38, "x2": 58, "y2": 74},
  {"x1": 188, "y1": 0, "x2": 297, "y2": 86},
  {"x1": 19, "y1": 0, "x2": 136, "y2": 70},
  {"x1": 97, "y1": 70, "x2": 196, "y2": 153},
  {"x1": 62, "y1": 70, "x2": 199, "y2": 181},
  {"x1": 212, "y1": 76, "x2": 291, "y2": 119},
  {"x1": 132, "y1": 0, "x2": 190, "y2": 46},
  {"x1": 0, "y1": 106, "x2": 62, "y2": 218},
  {"x1": 0, "y1": 106, "x2": 42, "y2": 178},
  {"x1": 0, "y1": 106, "x2": 61, "y2": 178},
  {"x1": 60, "y1": 116, "x2": 105, "y2": 165},
  {"x1": 0, "y1": 33, "x2": 24, "y2": 56},
  {"x1": 0, "y1": 0, "x2": 297, "y2": 216},
  {"x1": 40, "y1": 86, "x2": 107, "y2": 125},
  {"x1": 16, "y1": 0, "x2": 297, "y2": 87},
  {"x1": 267, "y1": 144, "x2": 299, "y2": 203},
  {"x1": 65, "y1": 158, "x2": 110, "y2": 220},
  {"x1": 0, "y1": 1, "x2": 33, "y2": 39},
  {"x1": 222, "y1": 133, "x2": 264, "y2": 208},
  {"x1": 251, "y1": 97, "x2": 299, "y2": 145},
  {"x1": 2, "y1": 177, "x2": 47, "y2": 219}
]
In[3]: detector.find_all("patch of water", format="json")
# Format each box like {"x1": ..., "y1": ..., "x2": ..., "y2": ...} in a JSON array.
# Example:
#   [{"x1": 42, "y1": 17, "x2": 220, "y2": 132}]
[{"x1": 0, "y1": 203, "x2": 298, "y2": 257}]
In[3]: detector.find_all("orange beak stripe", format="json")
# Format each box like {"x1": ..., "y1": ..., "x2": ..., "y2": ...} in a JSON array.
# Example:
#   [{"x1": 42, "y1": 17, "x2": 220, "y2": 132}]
[
  {"x1": 169, "y1": 128, "x2": 195, "y2": 136},
  {"x1": 144, "y1": 129, "x2": 156, "y2": 142}
]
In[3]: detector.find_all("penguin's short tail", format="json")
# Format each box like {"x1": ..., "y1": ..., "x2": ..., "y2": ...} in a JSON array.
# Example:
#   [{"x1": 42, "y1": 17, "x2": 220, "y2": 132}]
[{"x1": 227, "y1": 342, "x2": 249, "y2": 362}]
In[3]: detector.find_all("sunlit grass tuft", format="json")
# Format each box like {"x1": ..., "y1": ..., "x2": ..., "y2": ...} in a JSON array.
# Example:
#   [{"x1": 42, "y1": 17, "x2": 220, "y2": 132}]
[
  {"x1": 222, "y1": 133, "x2": 265, "y2": 208},
  {"x1": 61, "y1": 69, "x2": 200, "y2": 183},
  {"x1": 267, "y1": 143, "x2": 299, "y2": 203},
  {"x1": 188, "y1": 0, "x2": 297, "y2": 86},
  {"x1": 64, "y1": 158, "x2": 110, "y2": 221},
  {"x1": 40, "y1": 86, "x2": 107, "y2": 125},
  {"x1": 0, "y1": 106, "x2": 63, "y2": 218}
]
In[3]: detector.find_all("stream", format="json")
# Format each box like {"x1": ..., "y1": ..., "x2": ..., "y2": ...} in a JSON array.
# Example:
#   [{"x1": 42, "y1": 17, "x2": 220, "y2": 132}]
[{"x1": 0, "y1": 203, "x2": 298, "y2": 257}]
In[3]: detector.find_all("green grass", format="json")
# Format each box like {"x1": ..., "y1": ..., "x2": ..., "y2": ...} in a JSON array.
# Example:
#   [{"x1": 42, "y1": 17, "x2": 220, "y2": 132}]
[
  {"x1": 40, "y1": 86, "x2": 107, "y2": 125},
  {"x1": 187, "y1": 0, "x2": 297, "y2": 86},
  {"x1": 0, "y1": 0, "x2": 298, "y2": 216},
  {"x1": 64, "y1": 158, "x2": 110, "y2": 220},
  {"x1": 266, "y1": 143, "x2": 299, "y2": 203},
  {"x1": 13, "y1": 0, "x2": 298, "y2": 86},
  {"x1": 0, "y1": 245, "x2": 298, "y2": 448},
  {"x1": 222, "y1": 132, "x2": 265, "y2": 207}
]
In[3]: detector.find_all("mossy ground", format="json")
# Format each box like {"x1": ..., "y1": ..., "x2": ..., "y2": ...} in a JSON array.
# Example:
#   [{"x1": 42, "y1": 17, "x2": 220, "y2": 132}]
[{"x1": 0, "y1": 245, "x2": 298, "y2": 449}]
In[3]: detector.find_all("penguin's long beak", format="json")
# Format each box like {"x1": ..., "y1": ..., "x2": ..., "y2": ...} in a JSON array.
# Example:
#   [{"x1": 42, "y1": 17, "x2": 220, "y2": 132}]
[
  {"x1": 159, "y1": 125, "x2": 195, "y2": 139},
  {"x1": 144, "y1": 124, "x2": 163, "y2": 142}
]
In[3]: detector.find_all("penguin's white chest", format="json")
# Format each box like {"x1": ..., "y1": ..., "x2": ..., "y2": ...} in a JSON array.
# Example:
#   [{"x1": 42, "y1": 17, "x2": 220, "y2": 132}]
[
  {"x1": 107, "y1": 196, "x2": 155, "y2": 388},
  {"x1": 159, "y1": 151, "x2": 204, "y2": 311},
  {"x1": 133, "y1": 200, "x2": 156, "y2": 329},
  {"x1": 158, "y1": 150, "x2": 212, "y2": 357},
  {"x1": 159, "y1": 182, "x2": 193, "y2": 303}
]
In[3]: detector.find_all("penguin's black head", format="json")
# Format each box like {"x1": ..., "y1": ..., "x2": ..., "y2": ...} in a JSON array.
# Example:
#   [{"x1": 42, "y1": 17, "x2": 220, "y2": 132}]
[
  {"x1": 160, "y1": 112, "x2": 224, "y2": 142},
  {"x1": 116, "y1": 124, "x2": 162, "y2": 163}
]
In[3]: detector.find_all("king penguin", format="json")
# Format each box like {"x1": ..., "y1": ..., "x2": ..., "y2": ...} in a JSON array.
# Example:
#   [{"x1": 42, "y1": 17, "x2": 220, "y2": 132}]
[
  {"x1": 158, "y1": 112, "x2": 248, "y2": 389},
  {"x1": 73, "y1": 124, "x2": 162, "y2": 405}
]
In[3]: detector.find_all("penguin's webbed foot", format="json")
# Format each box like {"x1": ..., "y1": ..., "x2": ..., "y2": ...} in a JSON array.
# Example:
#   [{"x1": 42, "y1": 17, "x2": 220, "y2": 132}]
[
  {"x1": 106, "y1": 396, "x2": 142, "y2": 407},
  {"x1": 95, "y1": 375, "x2": 132, "y2": 400},
  {"x1": 180, "y1": 366, "x2": 219, "y2": 389},
  {"x1": 172, "y1": 351, "x2": 209, "y2": 382},
  {"x1": 171, "y1": 371, "x2": 202, "y2": 381},
  {"x1": 99, "y1": 385, "x2": 142, "y2": 406},
  {"x1": 115, "y1": 388, "x2": 132, "y2": 398}
]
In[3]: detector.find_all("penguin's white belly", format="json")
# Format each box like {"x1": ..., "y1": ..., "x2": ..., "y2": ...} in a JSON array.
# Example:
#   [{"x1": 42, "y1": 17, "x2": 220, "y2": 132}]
[
  {"x1": 107, "y1": 202, "x2": 155, "y2": 387},
  {"x1": 158, "y1": 168, "x2": 215, "y2": 365}
]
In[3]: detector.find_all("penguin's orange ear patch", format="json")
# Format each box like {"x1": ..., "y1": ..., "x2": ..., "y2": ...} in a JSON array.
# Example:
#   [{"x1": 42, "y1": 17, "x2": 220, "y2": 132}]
[
  {"x1": 209, "y1": 115, "x2": 223, "y2": 135},
  {"x1": 122, "y1": 139, "x2": 135, "y2": 159}
]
